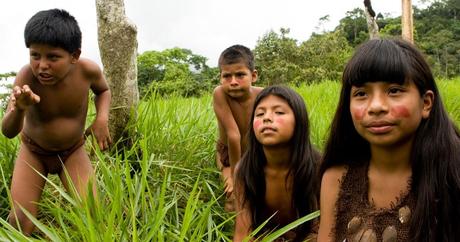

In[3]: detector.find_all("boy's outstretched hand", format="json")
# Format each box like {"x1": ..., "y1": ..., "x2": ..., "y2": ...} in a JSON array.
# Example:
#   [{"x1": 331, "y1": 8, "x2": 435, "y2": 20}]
[
  {"x1": 10, "y1": 85, "x2": 40, "y2": 111},
  {"x1": 85, "y1": 119, "x2": 112, "y2": 151}
]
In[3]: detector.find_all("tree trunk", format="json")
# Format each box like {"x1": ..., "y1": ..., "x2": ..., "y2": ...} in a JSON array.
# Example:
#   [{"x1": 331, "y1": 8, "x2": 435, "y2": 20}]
[
  {"x1": 364, "y1": 0, "x2": 379, "y2": 39},
  {"x1": 402, "y1": 0, "x2": 414, "y2": 43},
  {"x1": 95, "y1": 0, "x2": 139, "y2": 146}
]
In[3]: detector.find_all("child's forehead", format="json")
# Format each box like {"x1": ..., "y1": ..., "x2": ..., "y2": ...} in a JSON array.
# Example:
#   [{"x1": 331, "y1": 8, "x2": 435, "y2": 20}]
[
  {"x1": 220, "y1": 62, "x2": 251, "y2": 72},
  {"x1": 257, "y1": 95, "x2": 289, "y2": 108},
  {"x1": 29, "y1": 43, "x2": 69, "y2": 53}
]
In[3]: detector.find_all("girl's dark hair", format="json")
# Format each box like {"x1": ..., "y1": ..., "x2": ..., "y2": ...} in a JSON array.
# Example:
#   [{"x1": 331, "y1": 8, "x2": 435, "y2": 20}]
[
  {"x1": 236, "y1": 85, "x2": 320, "y2": 241},
  {"x1": 24, "y1": 9, "x2": 82, "y2": 53},
  {"x1": 320, "y1": 38, "x2": 460, "y2": 241}
]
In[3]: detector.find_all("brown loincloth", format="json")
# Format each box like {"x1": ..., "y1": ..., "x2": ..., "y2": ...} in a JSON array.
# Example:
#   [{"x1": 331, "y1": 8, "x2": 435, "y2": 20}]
[{"x1": 21, "y1": 133, "x2": 85, "y2": 174}]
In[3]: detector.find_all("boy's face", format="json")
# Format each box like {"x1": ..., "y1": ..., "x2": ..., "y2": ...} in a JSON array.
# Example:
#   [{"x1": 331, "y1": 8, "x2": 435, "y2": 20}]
[
  {"x1": 220, "y1": 62, "x2": 257, "y2": 100},
  {"x1": 29, "y1": 43, "x2": 80, "y2": 86}
]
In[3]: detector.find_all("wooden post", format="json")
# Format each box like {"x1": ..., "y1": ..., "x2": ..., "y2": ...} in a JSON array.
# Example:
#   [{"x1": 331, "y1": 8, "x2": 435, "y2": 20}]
[{"x1": 402, "y1": 0, "x2": 414, "y2": 43}]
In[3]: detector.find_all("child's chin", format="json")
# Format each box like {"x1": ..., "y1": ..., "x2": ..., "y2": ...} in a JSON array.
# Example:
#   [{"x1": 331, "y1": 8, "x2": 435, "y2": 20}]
[{"x1": 37, "y1": 78, "x2": 58, "y2": 85}]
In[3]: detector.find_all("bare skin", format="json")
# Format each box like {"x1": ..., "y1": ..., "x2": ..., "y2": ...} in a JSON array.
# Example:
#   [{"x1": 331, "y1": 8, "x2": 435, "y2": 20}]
[
  {"x1": 234, "y1": 95, "x2": 297, "y2": 241},
  {"x1": 2, "y1": 43, "x2": 111, "y2": 235},
  {"x1": 212, "y1": 62, "x2": 262, "y2": 210},
  {"x1": 234, "y1": 146, "x2": 296, "y2": 241}
]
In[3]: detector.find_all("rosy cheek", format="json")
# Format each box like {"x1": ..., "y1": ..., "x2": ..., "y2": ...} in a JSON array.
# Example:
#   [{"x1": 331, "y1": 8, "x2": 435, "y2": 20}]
[
  {"x1": 253, "y1": 119, "x2": 262, "y2": 130},
  {"x1": 391, "y1": 105, "x2": 410, "y2": 118},
  {"x1": 351, "y1": 107, "x2": 366, "y2": 121},
  {"x1": 275, "y1": 117, "x2": 284, "y2": 125}
]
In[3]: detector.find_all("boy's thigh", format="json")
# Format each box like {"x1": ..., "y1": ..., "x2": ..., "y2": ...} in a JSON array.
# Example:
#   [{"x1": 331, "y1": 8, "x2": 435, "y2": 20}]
[
  {"x1": 10, "y1": 144, "x2": 47, "y2": 210},
  {"x1": 59, "y1": 146, "x2": 95, "y2": 194}
]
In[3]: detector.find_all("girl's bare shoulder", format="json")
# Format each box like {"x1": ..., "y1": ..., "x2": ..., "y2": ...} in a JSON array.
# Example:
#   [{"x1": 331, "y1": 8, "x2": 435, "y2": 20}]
[
  {"x1": 321, "y1": 165, "x2": 348, "y2": 199},
  {"x1": 322, "y1": 165, "x2": 348, "y2": 185}
]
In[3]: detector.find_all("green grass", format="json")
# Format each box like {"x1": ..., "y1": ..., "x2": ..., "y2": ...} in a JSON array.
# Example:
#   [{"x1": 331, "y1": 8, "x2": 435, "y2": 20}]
[{"x1": 0, "y1": 78, "x2": 459, "y2": 241}]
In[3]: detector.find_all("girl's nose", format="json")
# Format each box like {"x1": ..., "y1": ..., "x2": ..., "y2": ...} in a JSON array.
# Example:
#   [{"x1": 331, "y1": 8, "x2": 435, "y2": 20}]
[
  {"x1": 368, "y1": 93, "x2": 389, "y2": 115},
  {"x1": 263, "y1": 113, "x2": 273, "y2": 123}
]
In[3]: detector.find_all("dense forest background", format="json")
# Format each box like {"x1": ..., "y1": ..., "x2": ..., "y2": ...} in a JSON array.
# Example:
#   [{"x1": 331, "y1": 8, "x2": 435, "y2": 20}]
[{"x1": 135, "y1": 0, "x2": 459, "y2": 97}]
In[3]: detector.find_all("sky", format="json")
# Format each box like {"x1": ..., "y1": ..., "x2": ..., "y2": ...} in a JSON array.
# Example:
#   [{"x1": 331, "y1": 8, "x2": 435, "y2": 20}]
[{"x1": 0, "y1": 0, "x2": 424, "y2": 74}]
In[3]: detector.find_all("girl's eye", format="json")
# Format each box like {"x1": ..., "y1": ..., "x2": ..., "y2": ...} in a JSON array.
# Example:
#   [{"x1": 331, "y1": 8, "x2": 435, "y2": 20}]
[
  {"x1": 255, "y1": 112, "x2": 264, "y2": 117},
  {"x1": 353, "y1": 90, "x2": 366, "y2": 97},
  {"x1": 275, "y1": 111, "x2": 285, "y2": 115},
  {"x1": 388, "y1": 87, "x2": 404, "y2": 95}
]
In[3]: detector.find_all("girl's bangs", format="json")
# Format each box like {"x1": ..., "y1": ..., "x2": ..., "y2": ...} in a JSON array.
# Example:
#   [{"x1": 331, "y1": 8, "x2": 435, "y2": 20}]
[{"x1": 344, "y1": 40, "x2": 409, "y2": 87}]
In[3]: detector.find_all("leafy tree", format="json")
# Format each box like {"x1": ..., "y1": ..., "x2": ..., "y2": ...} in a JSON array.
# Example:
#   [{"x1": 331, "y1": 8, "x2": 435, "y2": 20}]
[
  {"x1": 254, "y1": 28, "x2": 303, "y2": 86},
  {"x1": 336, "y1": 8, "x2": 369, "y2": 46},
  {"x1": 137, "y1": 48, "x2": 218, "y2": 97},
  {"x1": 299, "y1": 30, "x2": 352, "y2": 83}
]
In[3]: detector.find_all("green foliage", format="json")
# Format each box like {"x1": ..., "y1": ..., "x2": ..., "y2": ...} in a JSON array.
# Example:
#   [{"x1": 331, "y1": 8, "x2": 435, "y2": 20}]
[
  {"x1": 335, "y1": 0, "x2": 460, "y2": 78},
  {"x1": 137, "y1": 48, "x2": 219, "y2": 98},
  {"x1": 299, "y1": 31, "x2": 352, "y2": 84},
  {"x1": 336, "y1": 8, "x2": 369, "y2": 46},
  {"x1": 254, "y1": 28, "x2": 352, "y2": 86},
  {"x1": 254, "y1": 28, "x2": 303, "y2": 86}
]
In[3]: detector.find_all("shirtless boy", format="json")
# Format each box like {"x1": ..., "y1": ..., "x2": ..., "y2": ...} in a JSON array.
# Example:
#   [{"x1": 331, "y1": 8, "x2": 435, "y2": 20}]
[
  {"x1": 212, "y1": 45, "x2": 263, "y2": 211},
  {"x1": 1, "y1": 9, "x2": 111, "y2": 235}
]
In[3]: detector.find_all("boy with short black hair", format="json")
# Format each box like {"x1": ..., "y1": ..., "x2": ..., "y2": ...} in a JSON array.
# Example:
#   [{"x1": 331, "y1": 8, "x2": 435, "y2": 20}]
[
  {"x1": 212, "y1": 45, "x2": 262, "y2": 211},
  {"x1": 1, "y1": 9, "x2": 111, "y2": 235}
]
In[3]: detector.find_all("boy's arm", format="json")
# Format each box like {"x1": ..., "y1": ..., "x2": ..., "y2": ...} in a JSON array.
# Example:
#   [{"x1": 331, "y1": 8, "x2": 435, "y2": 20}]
[
  {"x1": 213, "y1": 87, "x2": 241, "y2": 174},
  {"x1": 82, "y1": 59, "x2": 112, "y2": 150},
  {"x1": 317, "y1": 166, "x2": 347, "y2": 242},
  {"x1": 1, "y1": 66, "x2": 39, "y2": 138}
]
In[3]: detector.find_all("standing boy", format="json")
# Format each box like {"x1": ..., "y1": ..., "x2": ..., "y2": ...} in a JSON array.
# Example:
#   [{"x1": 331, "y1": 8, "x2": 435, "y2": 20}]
[
  {"x1": 213, "y1": 45, "x2": 262, "y2": 211},
  {"x1": 1, "y1": 9, "x2": 111, "y2": 235}
]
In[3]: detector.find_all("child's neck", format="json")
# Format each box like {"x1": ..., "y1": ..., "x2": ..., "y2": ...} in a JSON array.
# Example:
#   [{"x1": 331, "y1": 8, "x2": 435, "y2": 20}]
[
  {"x1": 369, "y1": 140, "x2": 413, "y2": 173},
  {"x1": 263, "y1": 146, "x2": 291, "y2": 170}
]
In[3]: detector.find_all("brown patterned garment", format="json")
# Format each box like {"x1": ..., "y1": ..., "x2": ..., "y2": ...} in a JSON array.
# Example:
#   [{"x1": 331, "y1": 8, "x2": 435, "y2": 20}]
[
  {"x1": 216, "y1": 140, "x2": 230, "y2": 167},
  {"x1": 334, "y1": 164, "x2": 416, "y2": 242}
]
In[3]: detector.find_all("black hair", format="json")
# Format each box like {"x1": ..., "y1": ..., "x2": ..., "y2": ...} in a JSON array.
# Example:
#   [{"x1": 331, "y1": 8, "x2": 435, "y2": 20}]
[
  {"x1": 236, "y1": 85, "x2": 320, "y2": 241},
  {"x1": 320, "y1": 38, "x2": 460, "y2": 241},
  {"x1": 218, "y1": 45, "x2": 255, "y2": 71},
  {"x1": 24, "y1": 9, "x2": 82, "y2": 53}
]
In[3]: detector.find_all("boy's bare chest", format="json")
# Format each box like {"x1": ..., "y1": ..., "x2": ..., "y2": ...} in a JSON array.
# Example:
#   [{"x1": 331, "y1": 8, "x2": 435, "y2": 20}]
[
  {"x1": 31, "y1": 80, "x2": 90, "y2": 118},
  {"x1": 228, "y1": 101, "x2": 253, "y2": 133}
]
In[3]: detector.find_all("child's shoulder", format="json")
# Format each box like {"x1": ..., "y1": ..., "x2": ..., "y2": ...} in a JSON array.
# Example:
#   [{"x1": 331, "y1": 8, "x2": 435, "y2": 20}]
[
  {"x1": 251, "y1": 86, "x2": 263, "y2": 96},
  {"x1": 321, "y1": 165, "x2": 348, "y2": 187},
  {"x1": 76, "y1": 58, "x2": 103, "y2": 81},
  {"x1": 14, "y1": 64, "x2": 35, "y2": 85},
  {"x1": 77, "y1": 58, "x2": 102, "y2": 73}
]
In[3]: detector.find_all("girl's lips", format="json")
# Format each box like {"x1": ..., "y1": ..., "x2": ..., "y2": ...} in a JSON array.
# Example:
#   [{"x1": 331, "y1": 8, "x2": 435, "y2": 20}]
[
  {"x1": 261, "y1": 127, "x2": 276, "y2": 134},
  {"x1": 366, "y1": 125, "x2": 394, "y2": 134}
]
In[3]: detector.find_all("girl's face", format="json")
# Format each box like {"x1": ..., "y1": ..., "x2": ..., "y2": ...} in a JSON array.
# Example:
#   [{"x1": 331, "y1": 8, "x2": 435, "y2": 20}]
[
  {"x1": 253, "y1": 95, "x2": 295, "y2": 147},
  {"x1": 350, "y1": 81, "x2": 433, "y2": 148}
]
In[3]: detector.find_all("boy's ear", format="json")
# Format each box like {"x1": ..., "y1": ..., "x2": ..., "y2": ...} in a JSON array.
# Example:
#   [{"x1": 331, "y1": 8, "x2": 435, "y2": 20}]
[
  {"x1": 422, "y1": 90, "x2": 434, "y2": 119},
  {"x1": 71, "y1": 49, "x2": 82, "y2": 63},
  {"x1": 251, "y1": 69, "x2": 258, "y2": 83}
]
